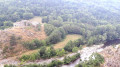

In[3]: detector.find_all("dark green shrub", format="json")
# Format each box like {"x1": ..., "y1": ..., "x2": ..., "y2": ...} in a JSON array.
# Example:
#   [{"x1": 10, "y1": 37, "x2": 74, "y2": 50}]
[
  {"x1": 64, "y1": 41, "x2": 74, "y2": 52},
  {"x1": 64, "y1": 53, "x2": 80, "y2": 65},
  {"x1": 10, "y1": 35, "x2": 17, "y2": 46},
  {"x1": 19, "y1": 55, "x2": 30, "y2": 61},
  {"x1": 33, "y1": 39, "x2": 45, "y2": 47},
  {"x1": 44, "y1": 24, "x2": 56, "y2": 36},
  {"x1": 23, "y1": 41, "x2": 36, "y2": 50},
  {"x1": 47, "y1": 60, "x2": 63, "y2": 67}
]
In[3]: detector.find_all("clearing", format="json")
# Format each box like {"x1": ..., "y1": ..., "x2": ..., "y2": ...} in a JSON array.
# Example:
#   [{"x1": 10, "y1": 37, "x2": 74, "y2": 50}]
[{"x1": 54, "y1": 34, "x2": 82, "y2": 49}]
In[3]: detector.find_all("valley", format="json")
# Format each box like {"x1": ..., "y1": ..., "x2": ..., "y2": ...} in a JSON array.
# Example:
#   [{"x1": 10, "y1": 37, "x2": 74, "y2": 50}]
[{"x1": 1, "y1": 0, "x2": 120, "y2": 67}]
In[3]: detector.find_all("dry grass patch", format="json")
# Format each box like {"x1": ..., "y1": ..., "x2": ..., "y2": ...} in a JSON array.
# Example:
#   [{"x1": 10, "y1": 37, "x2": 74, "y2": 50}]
[{"x1": 54, "y1": 34, "x2": 81, "y2": 49}]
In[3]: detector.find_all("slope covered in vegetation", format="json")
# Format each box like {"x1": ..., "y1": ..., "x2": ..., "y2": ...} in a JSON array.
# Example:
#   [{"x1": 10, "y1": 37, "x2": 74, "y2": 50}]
[{"x1": 0, "y1": 0, "x2": 120, "y2": 67}]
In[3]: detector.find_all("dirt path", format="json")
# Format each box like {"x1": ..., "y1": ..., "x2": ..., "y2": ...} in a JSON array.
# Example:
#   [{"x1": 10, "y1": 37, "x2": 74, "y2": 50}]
[
  {"x1": 40, "y1": 23, "x2": 47, "y2": 39},
  {"x1": 30, "y1": 17, "x2": 47, "y2": 39}
]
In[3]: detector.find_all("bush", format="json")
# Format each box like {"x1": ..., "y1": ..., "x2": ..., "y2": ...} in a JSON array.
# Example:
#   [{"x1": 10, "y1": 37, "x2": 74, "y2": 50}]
[
  {"x1": 72, "y1": 47, "x2": 79, "y2": 52},
  {"x1": 48, "y1": 20, "x2": 63, "y2": 27},
  {"x1": 23, "y1": 41, "x2": 36, "y2": 50},
  {"x1": 20, "y1": 52, "x2": 40, "y2": 61},
  {"x1": 33, "y1": 39, "x2": 45, "y2": 47},
  {"x1": 29, "y1": 52, "x2": 40, "y2": 61},
  {"x1": 19, "y1": 55, "x2": 30, "y2": 61},
  {"x1": 64, "y1": 56, "x2": 71, "y2": 64},
  {"x1": 64, "y1": 53, "x2": 80, "y2": 65},
  {"x1": 70, "y1": 53, "x2": 80, "y2": 62},
  {"x1": 44, "y1": 24, "x2": 56, "y2": 36},
  {"x1": 45, "y1": 46, "x2": 56, "y2": 58},
  {"x1": 23, "y1": 13, "x2": 34, "y2": 20},
  {"x1": 64, "y1": 41, "x2": 74, "y2": 52},
  {"x1": 47, "y1": 60, "x2": 63, "y2": 67},
  {"x1": 56, "y1": 49, "x2": 65, "y2": 56},
  {"x1": 20, "y1": 46, "x2": 57, "y2": 61},
  {"x1": 23, "y1": 39, "x2": 46, "y2": 50},
  {"x1": 10, "y1": 35, "x2": 17, "y2": 46},
  {"x1": 39, "y1": 46, "x2": 46, "y2": 58},
  {"x1": 47, "y1": 28, "x2": 66, "y2": 44},
  {"x1": 64, "y1": 38, "x2": 85, "y2": 52}
]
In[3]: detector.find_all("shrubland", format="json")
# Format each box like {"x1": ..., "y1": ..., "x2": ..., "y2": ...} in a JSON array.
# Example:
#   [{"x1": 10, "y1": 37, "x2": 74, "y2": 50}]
[
  {"x1": 5, "y1": 53, "x2": 80, "y2": 67},
  {"x1": 76, "y1": 53, "x2": 104, "y2": 67}
]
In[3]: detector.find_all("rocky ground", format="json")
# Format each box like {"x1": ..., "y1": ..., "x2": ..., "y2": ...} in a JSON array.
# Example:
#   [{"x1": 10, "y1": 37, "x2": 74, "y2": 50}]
[{"x1": 101, "y1": 44, "x2": 120, "y2": 67}]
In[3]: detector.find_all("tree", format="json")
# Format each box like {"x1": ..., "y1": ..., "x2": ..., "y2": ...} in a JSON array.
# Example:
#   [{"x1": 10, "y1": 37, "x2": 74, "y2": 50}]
[
  {"x1": 49, "y1": 46, "x2": 56, "y2": 56},
  {"x1": 56, "y1": 49, "x2": 65, "y2": 56},
  {"x1": 64, "y1": 41, "x2": 74, "y2": 52},
  {"x1": 39, "y1": 46, "x2": 46, "y2": 58},
  {"x1": 64, "y1": 56, "x2": 71, "y2": 64},
  {"x1": 10, "y1": 13, "x2": 20, "y2": 22},
  {"x1": 33, "y1": 39, "x2": 44, "y2": 48},
  {"x1": 45, "y1": 46, "x2": 56, "y2": 58},
  {"x1": 3, "y1": 21, "x2": 13, "y2": 27},
  {"x1": 23, "y1": 13, "x2": 34, "y2": 20},
  {"x1": 48, "y1": 20, "x2": 63, "y2": 27},
  {"x1": 44, "y1": 24, "x2": 56, "y2": 36},
  {"x1": 10, "y1": 35, "x2": 17, "y2": 46},
  {"x1": 72, "y1": 47, "x2": 78, "y2": 52},
  {"x1": 23, "y1": 41, "x2": 36, "y2": 50}
]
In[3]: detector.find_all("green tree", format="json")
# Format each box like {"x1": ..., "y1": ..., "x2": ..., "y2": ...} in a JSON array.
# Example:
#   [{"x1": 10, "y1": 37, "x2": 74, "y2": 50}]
[
  {"x1": 39, "y1": 46, "x2": 46, "y2": 58},
  {"x1": 23, "y1": 13, "x2": 34, "y2": 20},
  {"x1": 4, "y1": 21, "x2": 13, "y2": 27},
  {"x1": 10, "y1": 35, "x2": 17, "y2": 46},
  {"x1": 64, "y1": 41, "x2": 74, "y2": 52},
  {"x1": 72, "y1": 47, "x2": 78, "y2": 52},
  {"x1": 56, "y1": 49, "x2": 65, "y2": 56}
]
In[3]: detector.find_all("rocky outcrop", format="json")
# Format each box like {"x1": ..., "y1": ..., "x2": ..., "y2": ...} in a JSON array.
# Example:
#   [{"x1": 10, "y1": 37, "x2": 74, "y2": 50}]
[{"x1": 101, "y1": 44, "x2": 120, "y2": 67}]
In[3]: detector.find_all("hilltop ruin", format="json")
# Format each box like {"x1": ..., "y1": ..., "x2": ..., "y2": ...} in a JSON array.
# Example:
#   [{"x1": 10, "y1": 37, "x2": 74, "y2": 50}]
[{"x1": 13, "y1": 20, "x2": 40, "y2": 27}]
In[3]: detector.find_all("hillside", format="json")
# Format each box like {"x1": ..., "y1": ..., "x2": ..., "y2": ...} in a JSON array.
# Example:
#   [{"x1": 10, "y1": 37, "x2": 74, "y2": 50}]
[
  {"x1": 0, "y1": 17, "x2": 47, "y2": 58},
  {"x1": 1, "y1": 0, "x2": 120, "y2": 67}
]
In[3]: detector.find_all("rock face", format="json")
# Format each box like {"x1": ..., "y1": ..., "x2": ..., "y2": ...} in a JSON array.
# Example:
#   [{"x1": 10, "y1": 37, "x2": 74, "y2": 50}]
[
  {"x1": 101, "y1": 44, "x2": 120, "y2": 67},
  {"x1": 80, "y1": 44, "x2": 103, "y2": 61}
]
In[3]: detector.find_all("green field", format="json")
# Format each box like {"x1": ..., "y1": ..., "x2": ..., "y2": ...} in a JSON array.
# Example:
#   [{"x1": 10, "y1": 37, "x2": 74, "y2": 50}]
[{"x1": 54, "y1": 34, "x2": 81, "y2": 49}]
